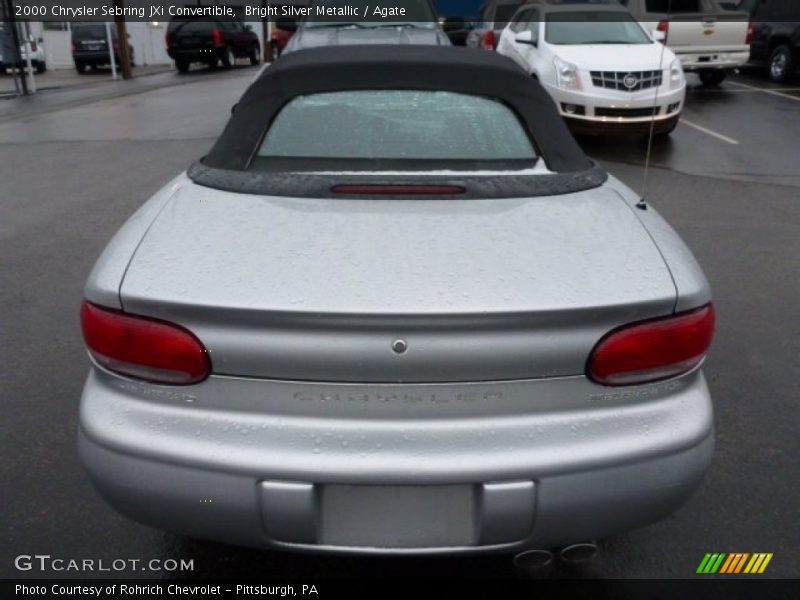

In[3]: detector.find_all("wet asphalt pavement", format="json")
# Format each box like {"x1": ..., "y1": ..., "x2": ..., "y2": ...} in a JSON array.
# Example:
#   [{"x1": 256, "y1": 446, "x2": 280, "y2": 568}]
[{"x1": 1, "y1": 64, "x2": 798, "y2": 580}]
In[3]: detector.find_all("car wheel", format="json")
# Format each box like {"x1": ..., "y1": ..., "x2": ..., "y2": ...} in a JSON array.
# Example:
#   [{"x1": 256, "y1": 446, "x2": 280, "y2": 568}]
[
  {"x1": 698, "y1": 70, "x2": 727, "y2": 87},
  {"x1": 249, "y1": 45, "x2": 261, "y2": 66},
  {"x1": 175, "y1": 59, "x2": 190, "y2": 74},
  {"x1": 768, "y1": 45, "x2": 794, "y2": 83},
  {"x1": 222, "y1": 47, "x2": 236, "y2": 69},
  {"x1": 75, "y1": 63, "x2": 86, "y2": 74},
  {"x1": 35, "y1": 61, "x2": 46, "y2": 74}
]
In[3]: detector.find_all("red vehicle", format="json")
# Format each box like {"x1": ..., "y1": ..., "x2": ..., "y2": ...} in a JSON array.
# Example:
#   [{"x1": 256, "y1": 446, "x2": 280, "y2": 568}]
[
  {"x1": 271, "y1": 17, "x2": 297, "y2": 61},
  {"x1": 466, "y1": 0, "x2": 524, "y2": 50}
]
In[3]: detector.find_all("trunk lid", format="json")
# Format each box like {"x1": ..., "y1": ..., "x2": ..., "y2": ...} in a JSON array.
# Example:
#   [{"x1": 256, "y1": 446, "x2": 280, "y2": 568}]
[{"x1": 119, "y1": 181, "x2": 677, "y2": 382}]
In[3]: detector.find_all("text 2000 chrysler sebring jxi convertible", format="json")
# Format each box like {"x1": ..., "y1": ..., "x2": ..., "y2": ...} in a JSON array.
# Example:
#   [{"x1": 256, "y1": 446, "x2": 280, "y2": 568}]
[{"x1": 78, "y1": 47, "x2": 715, "y2": 556}]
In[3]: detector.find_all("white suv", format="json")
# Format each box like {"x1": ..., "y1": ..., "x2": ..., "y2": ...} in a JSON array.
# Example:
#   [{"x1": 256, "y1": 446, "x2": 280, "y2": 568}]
[
  {"x1": 20, "y1": 36, "x2": 47, "y2": 74},
  {"x1": 498, "y1": 3, "x2": 685, "y2": 136},
  {"x1": 0, "y1": 31, "x2": 46, "y2": 75}
]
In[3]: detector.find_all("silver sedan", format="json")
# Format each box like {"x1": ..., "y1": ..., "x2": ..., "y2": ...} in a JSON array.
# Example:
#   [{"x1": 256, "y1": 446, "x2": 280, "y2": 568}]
[{"x1": 78, "y1": 46, "x2": 715, "y2": 558}]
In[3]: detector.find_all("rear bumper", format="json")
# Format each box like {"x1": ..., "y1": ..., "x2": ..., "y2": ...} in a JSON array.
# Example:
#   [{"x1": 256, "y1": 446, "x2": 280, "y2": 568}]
[
  {"x1": 2, "y1": 58, "x2": 44, "y2": 67},
  {"x1": 677, "y1": 50, "x2": 750, "y2": 71},
  {"x1": 167, "y1": 47, "x2": 223, "y2": 62},
  {"x1": 79, "y1": 368, "x2": 714, "y2": 554},
  {"x1": 74, "y1": 52, "x2": 120, "y2": 65}
]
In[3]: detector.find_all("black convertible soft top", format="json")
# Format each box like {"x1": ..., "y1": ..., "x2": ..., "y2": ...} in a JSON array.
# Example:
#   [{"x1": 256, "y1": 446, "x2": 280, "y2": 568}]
[
  {"x1": 203, "y1": 45, "x2": 593, "y2": 173},
  {"x1": 193, "y1": 46, "x2": 606, "y2": 198}
]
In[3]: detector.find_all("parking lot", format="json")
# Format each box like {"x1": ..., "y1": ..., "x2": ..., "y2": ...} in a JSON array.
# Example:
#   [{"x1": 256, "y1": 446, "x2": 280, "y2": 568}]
[
  {"x1": 0, "y1": 63, "x2": 798, "y2": 580},
  {"x1": 0, "y1": 65, "x2": 175, "y2": 97}
]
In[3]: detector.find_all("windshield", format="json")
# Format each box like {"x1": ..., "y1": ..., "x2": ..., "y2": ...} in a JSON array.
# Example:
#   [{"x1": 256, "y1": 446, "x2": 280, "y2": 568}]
[
  {"x1": 304, "y1": 0, "x2": 437, "y2": 28},
  {"x1": 258, "y1": 90, "x2": 537, "y2": 161},
  {"x1": 545, "y1": 12, "x2": 651, "y2": 45}
]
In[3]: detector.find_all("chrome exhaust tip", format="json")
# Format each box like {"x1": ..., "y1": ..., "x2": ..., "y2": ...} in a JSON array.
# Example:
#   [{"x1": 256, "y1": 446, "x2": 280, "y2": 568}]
[
  {"x1": 558, "y1": 541, "x2": 598, "y2": 563},
  {"x1": 512, "y1": 549, "x2": 554, "y2": 570}
]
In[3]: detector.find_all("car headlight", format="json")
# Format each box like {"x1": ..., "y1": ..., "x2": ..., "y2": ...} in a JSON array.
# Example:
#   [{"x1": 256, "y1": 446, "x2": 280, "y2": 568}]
[
  {"x1": 670, "y1": 58, "x2": 684, "y2": 88},
  {"x1": 554, "y1": 56, "x2": 581, "y2": 91}
]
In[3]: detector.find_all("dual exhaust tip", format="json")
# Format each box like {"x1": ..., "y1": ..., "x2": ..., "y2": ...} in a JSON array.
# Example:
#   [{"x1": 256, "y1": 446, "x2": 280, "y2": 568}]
[{"x1": 513, "y1": 542, "x2": 599, "y2": 570}]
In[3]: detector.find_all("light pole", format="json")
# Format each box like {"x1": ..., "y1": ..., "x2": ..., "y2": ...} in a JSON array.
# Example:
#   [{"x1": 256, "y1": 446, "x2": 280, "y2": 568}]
[
  {"x1": 3, "y1": 0, "x2": 28, "y2": 94},
  {"x1": 105, "y1": 21, "x2": 118, "y2": 80},
  {"x1": 262, "y1": 0, "x2": 271, "y2": 63},
  {"x1": 22, "y1": 21, "x2": 36, "y2": 93},
  {"x1": 114, "y1": 0, "x2": 133, "y2": 79}
]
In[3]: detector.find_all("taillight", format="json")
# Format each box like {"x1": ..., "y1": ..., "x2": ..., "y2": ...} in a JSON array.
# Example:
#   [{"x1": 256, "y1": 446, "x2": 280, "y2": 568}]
[
  {"x1": 81, "y1": 301, "x2": 210, "y2": 385},
  {"x1": 331, "y1": 184, "x2": 465, "y2": 195},
  {"x1": 212, "y1": 27, "x2": 223, "y2": 45},
  {"x1": 746, "y1": 19, "x2": 754, "y2": 45},
  {"x1": 657, "y1": 20, "x2": 669, "y2": 44},
  {"x1": 588, "y1": 304, "x2": 715, "y2": 386},
  {"x1": 482, "y1": 30, "x2": 496, "y2": 51}
]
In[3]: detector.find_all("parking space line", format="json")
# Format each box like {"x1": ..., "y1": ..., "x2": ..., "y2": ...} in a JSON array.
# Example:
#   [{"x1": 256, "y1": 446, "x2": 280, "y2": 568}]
[
  {"x1": 727, "y1": 81, "x2": 800, "y2": 102},
  {"x1": 693, "y1": 87, "x2": 800, "y2": 93},
  {"x1": 680, "y1": 119, "x2": 740, "y2": 145}
]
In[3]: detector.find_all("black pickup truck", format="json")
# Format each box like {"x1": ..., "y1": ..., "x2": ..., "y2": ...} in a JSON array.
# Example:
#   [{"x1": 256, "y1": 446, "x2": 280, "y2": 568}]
[
  {"x1": 166, "y1": 17, "x2": 261, "y2": 73},
  {"x1": 739, "y1": 0, "x2": 800, "y2": 81}
]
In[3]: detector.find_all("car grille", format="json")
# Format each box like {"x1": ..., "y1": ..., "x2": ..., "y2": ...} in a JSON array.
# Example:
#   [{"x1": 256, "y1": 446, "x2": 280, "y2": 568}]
[
  {"x1": 591, "y1": 70, "x2": 663, "y2": 91},
  {"x1": 595, "y1": 107, "x2": 661, "y2": 118}
]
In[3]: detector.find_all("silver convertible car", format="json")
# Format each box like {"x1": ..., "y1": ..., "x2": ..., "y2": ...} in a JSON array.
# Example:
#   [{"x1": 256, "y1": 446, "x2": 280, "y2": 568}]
[{"x1": 79, "y1": 46, "x2": 715, "y2": 559}]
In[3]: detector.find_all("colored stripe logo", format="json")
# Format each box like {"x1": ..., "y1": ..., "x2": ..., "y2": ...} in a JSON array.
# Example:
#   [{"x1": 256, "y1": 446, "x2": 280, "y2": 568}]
[{"x1": 697, "y1": 553, "x2": 773, "y2": 574}]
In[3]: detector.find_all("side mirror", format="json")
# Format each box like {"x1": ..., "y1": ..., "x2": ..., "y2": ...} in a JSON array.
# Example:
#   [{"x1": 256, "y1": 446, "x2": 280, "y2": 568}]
[
  {"x1": 515, "y1": 30, "x2": 537, "y2": 46},
  {"x1": 38, "y1": 37, "x2": 44, "y2": 43},
  {"x1": 275, "y1": 17, "x2": 297, "y2": 32},
  {"x1": 652, "y1": 29, "x2": 666, "y2": 42},
  {"x1": 231, "y1": 102, "x2": 238, "y2": 115}
]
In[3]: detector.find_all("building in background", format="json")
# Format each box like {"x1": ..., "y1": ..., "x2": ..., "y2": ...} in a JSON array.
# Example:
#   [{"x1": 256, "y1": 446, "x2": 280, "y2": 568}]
[
  {"x1": 25, "y1": 21, "x2": 172, "y2": 69},
  {"x1": 8, "y1": 1, "x2": 317, "y2": 71}
]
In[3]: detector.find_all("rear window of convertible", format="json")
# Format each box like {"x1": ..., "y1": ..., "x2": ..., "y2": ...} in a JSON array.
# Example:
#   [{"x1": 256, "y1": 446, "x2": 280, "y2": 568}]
[{"x1": 257, "y1": 91, "x2": 537, "y2": 161}]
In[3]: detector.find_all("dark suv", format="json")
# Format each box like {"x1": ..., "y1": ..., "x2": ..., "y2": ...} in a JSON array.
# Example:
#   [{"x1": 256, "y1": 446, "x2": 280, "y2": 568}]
[
  {"x1": 166, "y1": 18, "x2": 260, "y2": 73},
  {"x1": 739, "y1": 0, "x2": 800, "y2": 81},
  {"x1": 71, "y1": 23, "x2": 134, "y2": 73}
]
